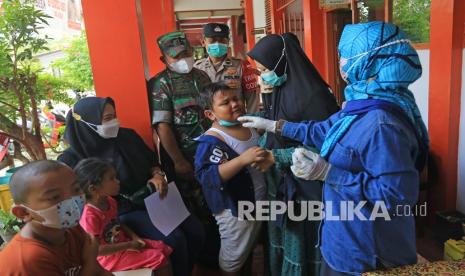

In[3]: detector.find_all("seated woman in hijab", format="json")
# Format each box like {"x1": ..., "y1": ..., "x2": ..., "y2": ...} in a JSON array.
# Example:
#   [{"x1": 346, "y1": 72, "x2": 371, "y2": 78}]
[
  {"x1": 58, "y1": 97, "x2": 205, "y2": 276},
  {"x1": 241, "y1": 22, "x2": 428, "y2": 275},
  {"x1": 238, "y1": 33, "x2": 339, "y2": 275}
]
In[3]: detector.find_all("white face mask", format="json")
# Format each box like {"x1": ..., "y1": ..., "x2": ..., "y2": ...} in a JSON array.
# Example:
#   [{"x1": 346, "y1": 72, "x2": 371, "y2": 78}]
[
  {"x1": 72, "y1": 110, "x2": 120, "y2": 139},
  {"x1": 82, "y1": 118, "x2": 120, "y2": 139},
  {"x1": 168, "y1": 57, "x2": 195, "y2": 74},
  {"x1": 96, "y1": 119, "x2": 120, "y2": 138},
  {"x1": 22, "y1": 197, "x2": 82, "y2": 229}
]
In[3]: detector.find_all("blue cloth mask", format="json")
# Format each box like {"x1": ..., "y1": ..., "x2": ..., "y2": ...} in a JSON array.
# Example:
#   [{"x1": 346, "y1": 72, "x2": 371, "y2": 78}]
[
  {"x1": 261, "y1": 70, "x2": 287, "y2": 87},
  {"x1": 219, "y1": 119, "x2": 240, "y2": 127},
  {"x1": 207, "y1": 43, "x2": 228, "y2": 58}
]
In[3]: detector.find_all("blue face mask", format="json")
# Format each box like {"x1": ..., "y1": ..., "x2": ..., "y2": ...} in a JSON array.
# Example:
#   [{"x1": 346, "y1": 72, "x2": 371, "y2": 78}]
[
  {"x1": 260, "y1": 36, "x2": 287, "y2": 87},
  {"x1": 207, "y1": 42, "x2": 228, "y2": 58},
  {"x1": 261, "y1": 70, "x2": 287, "y2": 87},
  {"x1": 219, "y1": 119, "x2": 240, "y2": 127}
]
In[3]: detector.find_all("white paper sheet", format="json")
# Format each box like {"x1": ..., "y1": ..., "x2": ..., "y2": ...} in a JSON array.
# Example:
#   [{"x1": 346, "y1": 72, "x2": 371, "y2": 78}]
[{"x1": 144, "y1": 182, "x2": 190, "y2": 236}]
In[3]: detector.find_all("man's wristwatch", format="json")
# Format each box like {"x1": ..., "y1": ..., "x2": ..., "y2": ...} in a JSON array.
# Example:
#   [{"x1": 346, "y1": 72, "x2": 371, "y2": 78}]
[{"x1": 275, "y1": 119, "x2": 287, "y2": 136}]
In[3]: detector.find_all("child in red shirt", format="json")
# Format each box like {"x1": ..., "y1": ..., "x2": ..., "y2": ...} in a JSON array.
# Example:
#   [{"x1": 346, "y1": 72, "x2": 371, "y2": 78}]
[
  {"x1": 0, "y1": 160, "x2": 110, "y2": 276},
  {"x1": 74, "y1": 158, "x2": 172, "y2": 275}
]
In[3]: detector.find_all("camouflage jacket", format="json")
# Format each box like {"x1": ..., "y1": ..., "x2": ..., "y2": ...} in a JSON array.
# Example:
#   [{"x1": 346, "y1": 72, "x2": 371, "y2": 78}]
[{"x1": 148, "y1": 68, "x2": 212, "y2": 154}]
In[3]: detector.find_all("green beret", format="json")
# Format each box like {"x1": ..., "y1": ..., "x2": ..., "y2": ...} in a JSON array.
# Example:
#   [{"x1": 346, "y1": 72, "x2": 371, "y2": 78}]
[{"x1": 157, "y1": 31, "x2": 191, "y2": 57}]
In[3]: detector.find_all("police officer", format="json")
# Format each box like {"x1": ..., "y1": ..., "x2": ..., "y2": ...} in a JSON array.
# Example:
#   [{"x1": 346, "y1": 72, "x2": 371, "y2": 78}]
[{"x1": 195, "y1": 23, "x2": 260, "y2": 113}]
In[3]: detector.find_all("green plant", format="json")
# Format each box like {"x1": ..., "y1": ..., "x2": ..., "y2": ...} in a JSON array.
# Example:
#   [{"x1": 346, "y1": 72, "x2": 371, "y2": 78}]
[
  {"x1": 0, "y1": 0, "x2": 73, "y2": 161},
  {"x1": 357, "y1": 0, "x2": 431, "y2": 43},
  {"x1": 0, "y1": 209, "x2": 23, "y2": 235},
  {"x1": 53, "y1": 32, "x2": 94, "y2": 91},
  {"x1": 393, "y1": 0, "x2": 431, "y2": 43}
]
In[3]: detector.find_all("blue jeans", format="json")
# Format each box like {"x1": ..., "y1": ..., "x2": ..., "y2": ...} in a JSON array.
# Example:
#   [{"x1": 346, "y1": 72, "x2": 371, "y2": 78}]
[{"x1": 119, "y1": 210, "x2": 205, "y2": 276}]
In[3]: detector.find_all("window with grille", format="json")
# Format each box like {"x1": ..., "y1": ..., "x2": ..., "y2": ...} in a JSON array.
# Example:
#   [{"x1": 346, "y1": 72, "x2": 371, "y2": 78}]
[{"x1": 265, "y1": 0, "x2": 272, "y2": 33}]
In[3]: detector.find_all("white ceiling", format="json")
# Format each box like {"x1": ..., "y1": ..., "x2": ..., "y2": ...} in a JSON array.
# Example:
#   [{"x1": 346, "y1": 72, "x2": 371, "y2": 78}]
[
  {"x1": 174, "y1": 0, "x2": 242, "y2": 12},
  {"x1": 174, "y1": 0, "x2": 243, "y2": 20}
]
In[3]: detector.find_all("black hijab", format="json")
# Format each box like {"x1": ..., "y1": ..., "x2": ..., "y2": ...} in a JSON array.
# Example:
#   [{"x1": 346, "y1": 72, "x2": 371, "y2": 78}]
[
  {"x1": 248, "y1": 33, "x2": 339, "y2": 149},
  {"x1": 248, "y1": 34, "x2": 340, "y2": 214},
  {"x1": 61, "y1": 97, "x2": 157, "y2": 196}
]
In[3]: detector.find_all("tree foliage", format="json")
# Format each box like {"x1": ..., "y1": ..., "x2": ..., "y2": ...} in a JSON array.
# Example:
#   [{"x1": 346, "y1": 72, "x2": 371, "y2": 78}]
[
  {"x1": 358, "y1": 0, "x2": 431, "y2": 43},
  {"x1": 0, "y1": 0, "x2": 72, "y2": 161},
  {"x1": 393, "y1": 0, "x2": 431, "y2": 43},
  {"x1": 53, "y1": 32, "x2": 94, "y2": 91}
]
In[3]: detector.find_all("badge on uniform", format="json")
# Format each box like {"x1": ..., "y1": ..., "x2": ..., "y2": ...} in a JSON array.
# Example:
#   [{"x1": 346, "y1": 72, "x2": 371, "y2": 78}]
[
  {"x1": 225, "y1": 67, "x2": 238, "y2": 76},
  {"x1": 214, "y1": 26, "x2": 222, "y2": 33}
]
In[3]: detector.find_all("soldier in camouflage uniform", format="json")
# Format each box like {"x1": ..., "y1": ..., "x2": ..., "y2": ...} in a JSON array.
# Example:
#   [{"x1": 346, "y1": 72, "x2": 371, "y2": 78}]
[
  {"x1": 148, "y1": 31, "x2": 219, "y2": 266},
  {"x1": 148, "y1": 31, "x2": 211, "y2": 207},
  {"x1": 194, "y1": 23, "x2": 260, "y2": 114}
]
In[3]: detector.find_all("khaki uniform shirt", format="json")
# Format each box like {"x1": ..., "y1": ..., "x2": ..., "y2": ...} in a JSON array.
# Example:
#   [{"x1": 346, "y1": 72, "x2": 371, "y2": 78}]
[{"x1": 194, "y1": 57, "x2": 259, "y2": 113}]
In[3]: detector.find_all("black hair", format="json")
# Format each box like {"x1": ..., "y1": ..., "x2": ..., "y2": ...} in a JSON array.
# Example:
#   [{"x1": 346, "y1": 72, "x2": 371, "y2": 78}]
[
  {"x1": 74, "y1": 158, "x2": 114, "y2": 200},
  {"x1": 9, "y1": 160, "x2": 68, "y2": 204},
  {"x1": 198, "y1": 81, "x2": 239, "y2": 110}
]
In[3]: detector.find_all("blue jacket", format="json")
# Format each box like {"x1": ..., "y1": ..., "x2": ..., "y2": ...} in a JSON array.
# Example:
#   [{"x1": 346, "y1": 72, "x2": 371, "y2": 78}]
[
  {"x1": 282, "y1": 109, "x2": 420, "y2": 275},
  {"x1": 194, "y1": 134, "x2": 255, "y2": 216}
]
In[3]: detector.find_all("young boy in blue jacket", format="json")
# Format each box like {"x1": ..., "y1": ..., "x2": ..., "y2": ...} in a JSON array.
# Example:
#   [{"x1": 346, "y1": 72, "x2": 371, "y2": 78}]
[{"x1": 194, "y1": 82, "x2": 266, "y2": 275}]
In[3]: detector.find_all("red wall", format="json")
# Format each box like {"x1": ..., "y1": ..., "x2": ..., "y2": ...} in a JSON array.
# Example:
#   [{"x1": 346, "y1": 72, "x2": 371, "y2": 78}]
[
  {"x1": 140, "y1": 0, "x2": 176, "y2": 78},
  {"x1": 427, "y1": 0, "x2": 465, "y2": 214},
  {"x1": 81, "y1": 0, "x2": 151, "y2": 145},
  {"x1": 81, "y1": 0, "x2": 175, "y2": 146},
  {"x1": 303, "y1": 0, "x2": 327, "y2": 78}
]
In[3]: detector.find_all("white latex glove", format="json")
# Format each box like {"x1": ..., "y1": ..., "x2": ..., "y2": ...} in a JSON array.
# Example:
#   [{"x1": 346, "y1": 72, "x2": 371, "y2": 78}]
[
  {"x1": 290, "y1": 148, "x2": 331, "y2": 181},
  {"x1": 237, "y1": 116, "x2": 277, "y2": 133}
]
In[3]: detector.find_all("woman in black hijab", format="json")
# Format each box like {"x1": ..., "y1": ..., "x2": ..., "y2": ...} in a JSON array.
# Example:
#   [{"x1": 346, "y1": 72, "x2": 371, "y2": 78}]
[
  {"x1": 244, "y1": 33, "x2": 339, "y2": 275},
  {"x1": 59, "y1": 97, "x2": 205, "y2": 276}
]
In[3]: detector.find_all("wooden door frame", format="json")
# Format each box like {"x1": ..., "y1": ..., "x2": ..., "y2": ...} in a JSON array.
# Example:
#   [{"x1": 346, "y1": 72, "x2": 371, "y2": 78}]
[{"x1": 325, "y1": 9, "x2": 352, "y2": 105}]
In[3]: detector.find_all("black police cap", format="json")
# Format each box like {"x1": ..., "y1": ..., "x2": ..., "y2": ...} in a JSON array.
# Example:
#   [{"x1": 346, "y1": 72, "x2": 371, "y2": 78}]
[{"x1": 203, "y1": 23, "x2": 230, "y2": 38}]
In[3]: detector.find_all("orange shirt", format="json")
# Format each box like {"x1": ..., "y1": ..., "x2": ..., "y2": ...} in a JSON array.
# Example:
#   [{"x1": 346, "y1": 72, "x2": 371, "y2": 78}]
[{"x1": 0, "y1": 227, "x2": 85, "y2": 276}]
